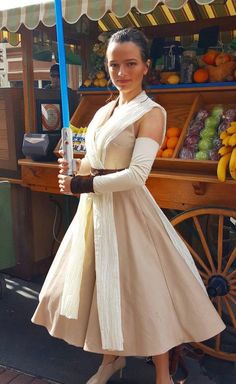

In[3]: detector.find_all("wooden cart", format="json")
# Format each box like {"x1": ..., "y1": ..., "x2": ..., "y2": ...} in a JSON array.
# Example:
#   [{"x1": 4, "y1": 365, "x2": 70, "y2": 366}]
[{"x1": 1, "y1": 0, "x2": 236, "y2": 364}]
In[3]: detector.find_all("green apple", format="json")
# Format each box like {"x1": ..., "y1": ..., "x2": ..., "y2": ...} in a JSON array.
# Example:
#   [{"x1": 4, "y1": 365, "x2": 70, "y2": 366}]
[
  {"x1": 204, "y1": 116, "x2": 219, "y2": 130},
  {"x1": 211, "y1": 105, "x2": 224, "y2": 119},
  {"x1": 198, "y1": 138, "x2": 213, "y2": 151},
  {"x1": 195, "y1": 151, "x2": 209, "y2": 160},
  {"x1": 200, "y1": 127, "x2": 216, "y2": 138}
]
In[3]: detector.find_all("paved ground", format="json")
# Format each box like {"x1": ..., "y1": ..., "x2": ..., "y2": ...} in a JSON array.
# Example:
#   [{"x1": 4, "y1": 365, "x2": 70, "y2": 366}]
[
  {"x1": 0, "y1": 365, "x2": 59, "y2": 384},
  {"x1": 0, "y1": 273, "x2": 235, "y2": 384}
]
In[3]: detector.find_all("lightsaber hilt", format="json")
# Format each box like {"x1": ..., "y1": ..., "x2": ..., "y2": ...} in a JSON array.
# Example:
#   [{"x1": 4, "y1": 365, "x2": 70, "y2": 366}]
[{"x1": 61, "y1": 127, "x2": 75, "y2": 176}]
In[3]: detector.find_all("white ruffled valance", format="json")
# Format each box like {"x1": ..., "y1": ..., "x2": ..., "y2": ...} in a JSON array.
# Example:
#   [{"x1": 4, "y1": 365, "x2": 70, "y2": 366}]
[{"x1": 0, "y1": 0, "x2": 215, "y2": 33}]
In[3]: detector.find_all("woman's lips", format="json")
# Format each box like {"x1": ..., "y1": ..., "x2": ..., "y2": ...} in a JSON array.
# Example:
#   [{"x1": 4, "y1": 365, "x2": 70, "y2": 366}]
[{"x1": 116, "y1": 79, "x2": 131, "y2": 84}]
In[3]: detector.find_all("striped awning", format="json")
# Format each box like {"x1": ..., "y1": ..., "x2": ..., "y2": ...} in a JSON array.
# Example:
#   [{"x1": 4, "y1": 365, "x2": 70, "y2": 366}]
[{"x1": 0, "y1": 0, "x2": 216, "y2": 33}]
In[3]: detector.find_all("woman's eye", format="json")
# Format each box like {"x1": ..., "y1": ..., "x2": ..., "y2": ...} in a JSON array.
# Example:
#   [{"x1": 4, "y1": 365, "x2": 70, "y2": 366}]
[
  {"x1": 110, "y1": 63, "x2": 118, "y2": 68},
  {"x1": 128, "y1": 62, "x2": 136, "y2": 66}
]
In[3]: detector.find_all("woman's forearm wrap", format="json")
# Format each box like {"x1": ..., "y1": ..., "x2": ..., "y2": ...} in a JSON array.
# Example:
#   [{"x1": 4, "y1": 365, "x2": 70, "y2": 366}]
[{"x1": 70, "y1": 175, "x2": 94, "y2": 194}]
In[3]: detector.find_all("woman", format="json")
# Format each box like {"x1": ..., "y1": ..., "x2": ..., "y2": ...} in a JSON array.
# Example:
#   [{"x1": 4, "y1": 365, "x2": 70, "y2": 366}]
[{"x1": 32, "y1": 28, "x2": 225, "y2": 384}]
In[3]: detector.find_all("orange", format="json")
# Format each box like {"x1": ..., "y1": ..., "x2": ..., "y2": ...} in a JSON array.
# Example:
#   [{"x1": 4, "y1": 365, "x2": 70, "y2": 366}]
[
  {"x1": 162, "y1": 148, "x2": 174, "y2": 158},
  {"x1": 166, "y1": 127, "x2": 181, "y2": 138},
  {"x1": 161, "y1": 136, "x2": 168, "y2": 149},
  {"x1": 157, "y1": 149, "x2": 163, "y2": 157},
  {"x1": 202, "y1": 50, "x2": 219, "y2": 65},
  {"x1": 193, "y1": 68, "x2": 209, "y2": 83},
  {"x1": 167, "y1": 136, "x2": 179, "y2": 149}
]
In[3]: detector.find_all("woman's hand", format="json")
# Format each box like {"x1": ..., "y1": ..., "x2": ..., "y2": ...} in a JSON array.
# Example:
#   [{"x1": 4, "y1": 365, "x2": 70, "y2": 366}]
[
  {"x1": 58, "y1": 150, "x2": 81, "y2": 175},
  {"x1": 58, "y1": 174, "x2": 72, "y2": 194}
]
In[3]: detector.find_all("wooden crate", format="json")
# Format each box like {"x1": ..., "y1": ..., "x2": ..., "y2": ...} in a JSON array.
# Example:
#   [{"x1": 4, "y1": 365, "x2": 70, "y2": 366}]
[{"x1": 55, "y1": 87, "x2": 236, "y2": 176}]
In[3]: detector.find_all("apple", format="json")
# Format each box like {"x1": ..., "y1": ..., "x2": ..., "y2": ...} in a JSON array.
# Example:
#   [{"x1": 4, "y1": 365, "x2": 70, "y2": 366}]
[
  {"x1": 198, "y1": 138, "x2": 213, "y2": 151},
  {"x1": 195, "y1": 151, "x2": 209, "y2": 160},
  {"x1": 200, "y1": 127, "x2": 216, "y2": 139}
]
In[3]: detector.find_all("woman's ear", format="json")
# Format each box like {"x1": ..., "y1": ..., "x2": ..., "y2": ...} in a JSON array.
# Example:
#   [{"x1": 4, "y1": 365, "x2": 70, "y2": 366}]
[{"x1": 144, "y1": 59, "x2": 151, "y2": 75}]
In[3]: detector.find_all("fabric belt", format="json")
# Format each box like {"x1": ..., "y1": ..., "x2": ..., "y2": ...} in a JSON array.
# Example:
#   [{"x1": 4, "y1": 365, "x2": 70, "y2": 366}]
[{"x1": 91, "y1": 167, "x2": 125, "y2": 176}]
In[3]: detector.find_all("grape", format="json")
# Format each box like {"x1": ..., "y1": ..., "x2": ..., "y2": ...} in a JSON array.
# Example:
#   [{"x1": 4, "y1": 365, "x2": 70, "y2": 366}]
[
  {"x1": 212, "y1": 136, "x2": 222, "y2": 150},
  {"x1": 179, "y1": 147, "x2": 195, "y2": 159},
  {"x1": 209, "y1": 149, "x2": 220, "y2": 161},
  {"x1": 224, "y1": 109, "x2": 236, "y2": 121},
  {"x1": 184, "y1": 134, "x2": 199, "y2": 147},
  {"x1": 195, "y1": 109, "x2": 209, "y2": 121}
]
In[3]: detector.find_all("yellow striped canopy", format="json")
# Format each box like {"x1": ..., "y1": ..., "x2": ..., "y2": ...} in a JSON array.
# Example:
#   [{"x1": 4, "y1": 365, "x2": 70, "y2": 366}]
[{"x1": 0, "y1": 0, "x2": 216, "y2": 32}]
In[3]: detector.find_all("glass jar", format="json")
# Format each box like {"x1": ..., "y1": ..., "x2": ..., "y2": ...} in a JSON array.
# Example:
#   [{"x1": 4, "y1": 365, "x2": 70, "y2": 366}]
[{"x1": 180, "y1": 50, "x2": 197, "y2": 83}]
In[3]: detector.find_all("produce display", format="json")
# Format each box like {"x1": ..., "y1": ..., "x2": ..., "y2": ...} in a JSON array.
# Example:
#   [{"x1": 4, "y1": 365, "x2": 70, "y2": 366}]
[
  {"x1": 178, "y1": 106, "x2": 236, "y2": 162},
  {"x1": 217, "y1": 121, "x2": 236, "y2": 182},
  {"x1": 157, "y1": 127, "x2": 181, "y2": 158}
]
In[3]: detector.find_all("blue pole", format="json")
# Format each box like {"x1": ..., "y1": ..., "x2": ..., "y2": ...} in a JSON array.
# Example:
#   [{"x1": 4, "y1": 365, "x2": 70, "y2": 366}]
[{"x1": 54, "y1": 0, "x2": 70, "y2": 128}]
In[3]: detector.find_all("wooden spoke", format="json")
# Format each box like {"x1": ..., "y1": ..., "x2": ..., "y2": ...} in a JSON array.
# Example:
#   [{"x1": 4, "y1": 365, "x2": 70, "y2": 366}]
[
  {"x1": 230, "y1": 285, "x2": 236, "y2": 290},
  {"x1": 227, "y1": 269, "x2": 236, "y2": 281},
  {"x1": 215, "y1": 297, "x2": 222, "y2": 351},
  {"x1": 222, "y1": 296, "x2": 236, "y2": 329},
  {"x1": 229, "y1": 290, "x2": 236, "y2": 296},
  {"x1": 178, "y1": 233, "x2": 211, "y2": 275},
  {"x1": 193, "y1": 217, "x2": 216, "y2": 273},
  {"x1": 228, "y1": 294, "x2": 236, "y2": 305},
  {"x1": 222, "y1": 247, "x2": 236, "y2": 275},
  {"x1": 229, "y1": 279, "x2": 236, "y2": 284},
  {"x1": 217, "y1": 215, "x2": 224, "y2": 273}
]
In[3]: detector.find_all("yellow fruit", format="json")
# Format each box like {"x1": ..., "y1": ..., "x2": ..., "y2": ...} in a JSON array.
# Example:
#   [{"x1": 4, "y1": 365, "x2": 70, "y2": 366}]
[
  {"x1": 167, "y1": 75, "x2": 180, "y2": 85},
  {"x1": 84, "y1": 79, "x2": 92, "y2": 87},
  {"x1": 227, "y1": 125, "x2": 236, "y2": 134},
  {"x1": 96, "y1": 70, "x2": 106, "y2": 79},
  {"x1": 217, "y1": 152, "x2": 231, "y2": 182},
  {"x1": 98, "y1": 78, "x2": 108, "y2": 87},
  {"x1": 229, "y1": 147, "x2": 236, "y2": 180},
  {"x1": 218, "y1": 146, "x2": 233, "y2": 156},
  {"x1": 228, "y1": 133, "x2": 236, "y2": 147},
  {"x1": 222, "y1": 136, "x2": 231, "y2": 146},
  {"x1": 93, "y1": 78, "x2": 100, "y2": 87},
  {"x1": 220, "y1": 131, "x2": 229, "y2": 140}
]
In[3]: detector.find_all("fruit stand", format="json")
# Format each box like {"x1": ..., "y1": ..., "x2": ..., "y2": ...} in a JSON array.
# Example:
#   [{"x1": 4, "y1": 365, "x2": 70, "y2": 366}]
[{"x1": 1, "y1": 0, "x2": 236, "y2": 362}]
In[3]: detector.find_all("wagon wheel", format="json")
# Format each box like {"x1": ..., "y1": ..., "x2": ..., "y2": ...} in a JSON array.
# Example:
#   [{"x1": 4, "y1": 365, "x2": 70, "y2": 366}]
[{"x1": 171, "y1": 207, "x2": 236, "y2": 362}]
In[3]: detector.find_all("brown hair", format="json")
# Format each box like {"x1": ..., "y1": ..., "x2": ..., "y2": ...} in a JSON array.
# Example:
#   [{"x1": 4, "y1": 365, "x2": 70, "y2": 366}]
[{"x1": 107, "y1": 28, "x2": 149, "y2": 63}]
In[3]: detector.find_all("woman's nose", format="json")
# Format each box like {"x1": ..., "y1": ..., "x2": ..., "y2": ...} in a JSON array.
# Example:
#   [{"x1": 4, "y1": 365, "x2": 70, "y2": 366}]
[{"x1": 118, "y1": 65, "x2": 126, "y2": 76}]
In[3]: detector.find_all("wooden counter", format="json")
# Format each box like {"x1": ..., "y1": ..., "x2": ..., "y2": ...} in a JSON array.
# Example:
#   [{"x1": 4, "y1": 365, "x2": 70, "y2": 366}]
[{"x1": 18, "y1": 158, "x2": 236, "y2": 211}]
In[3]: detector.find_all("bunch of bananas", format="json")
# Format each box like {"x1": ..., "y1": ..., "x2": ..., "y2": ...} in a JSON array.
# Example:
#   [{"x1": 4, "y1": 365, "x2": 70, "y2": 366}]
[{"x1": 217, "y1": 121, "x2": 236, "y2": 182}]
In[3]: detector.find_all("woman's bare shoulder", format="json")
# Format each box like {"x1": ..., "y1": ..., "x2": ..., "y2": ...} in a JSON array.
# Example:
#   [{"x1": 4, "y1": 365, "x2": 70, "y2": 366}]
[{"x1": 137, "y1": 107, "x2": 166, "y2": 143}]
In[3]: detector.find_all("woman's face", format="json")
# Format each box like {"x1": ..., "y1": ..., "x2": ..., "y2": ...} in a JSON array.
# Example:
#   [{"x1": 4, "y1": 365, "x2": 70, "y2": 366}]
[{"x1": 106, "y1": 41, "x2": 149, "y2": 94}]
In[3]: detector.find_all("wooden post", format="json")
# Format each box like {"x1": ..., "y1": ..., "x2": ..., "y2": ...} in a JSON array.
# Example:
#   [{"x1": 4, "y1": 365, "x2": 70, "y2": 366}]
[{"x1": 21, "y1": 26, "x2": 36, "y2": 133}]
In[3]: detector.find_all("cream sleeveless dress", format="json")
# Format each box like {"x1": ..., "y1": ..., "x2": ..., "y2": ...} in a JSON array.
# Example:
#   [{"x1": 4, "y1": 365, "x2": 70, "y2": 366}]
[{"x1": 32, "y1": 93, "x2": 225, "y2": 356}]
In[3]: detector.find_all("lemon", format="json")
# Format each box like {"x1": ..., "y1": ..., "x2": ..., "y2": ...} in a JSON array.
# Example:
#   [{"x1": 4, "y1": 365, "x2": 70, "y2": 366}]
[
  {"x1": 96, "y1": 70, "x2": 106, "y2": 79},
  {"x1": 167, "y1": 75, "x2": 180, "y2": 85},
  {"x1": 98, "y1": 78, "x2": 108, "y2": 87},
  {"x1": 84, "y1": 79, "x2": 92, "y2": 87}
]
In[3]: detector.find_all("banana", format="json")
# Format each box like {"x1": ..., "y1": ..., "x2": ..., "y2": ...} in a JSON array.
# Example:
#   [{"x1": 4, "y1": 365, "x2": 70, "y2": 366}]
[
  {"x1": 229, "y1": 147, "x2": 236, "y2": 181},
  {"x1": 217, "y1": 152, "x2": 231, "y2": 182},
  {"x1": 218, "y1": 146, "x2": 233, "y2": 156},
  {"x1": 229, "y1": 121, "x2": 236, "y2": 126},
  {"x1": 222, "y1": 136, "x2": 231, "y2": 146},
  {"x1": 227, "y1": 125, "x2": 236, "y2": 134},
  {"x1": 220, "y1": 131, "x2": 230, "y2": 140},
  {"x1": 228, "y1": 133, "x2": 236, "y2": 147}
]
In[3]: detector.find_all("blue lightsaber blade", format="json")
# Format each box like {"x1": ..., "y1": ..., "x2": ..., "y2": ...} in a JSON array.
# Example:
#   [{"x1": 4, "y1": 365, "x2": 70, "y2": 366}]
[
  {"x1": 54, "y1": 0, "x2": 69, "y2": 128},
  {"x1": 54, "y1": 0, "x2": 74, "y2": 176}
]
